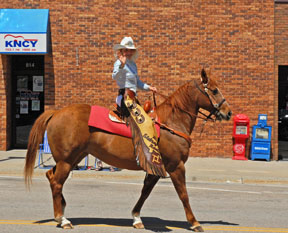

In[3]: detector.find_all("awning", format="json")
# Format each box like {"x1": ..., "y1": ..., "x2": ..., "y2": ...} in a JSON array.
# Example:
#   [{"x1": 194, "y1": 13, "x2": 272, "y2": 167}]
[{"x1": 0, "y1": 9, "x2": 49, "y2": 54}]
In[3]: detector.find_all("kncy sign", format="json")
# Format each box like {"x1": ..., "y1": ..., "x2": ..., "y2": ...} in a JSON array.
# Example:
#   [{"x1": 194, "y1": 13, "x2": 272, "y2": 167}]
[
  {"x1": 0, "y1": 33, "x2": 47, "y2": 53},
  {"x1": 5, "y1": 34, "x2": 38, "y2": 47}
]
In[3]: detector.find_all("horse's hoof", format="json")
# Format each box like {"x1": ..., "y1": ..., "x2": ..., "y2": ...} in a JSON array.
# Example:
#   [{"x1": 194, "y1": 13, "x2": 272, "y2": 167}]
[
  {"x1": 190, "y1": 225, "x2": 204, "y2": 232},
  {"x1": 133, "y1": 222, "x2": 145, "y2": 229},
  {"x1": 62, "y1": 223, "x2": 74, "y2": 229}
]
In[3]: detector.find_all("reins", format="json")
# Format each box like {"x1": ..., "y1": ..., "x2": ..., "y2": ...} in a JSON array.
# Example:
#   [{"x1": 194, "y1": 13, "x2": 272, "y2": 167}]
[
  {"x1": 151, "y1": 92, "x2": 192, "y2": 145},
  {"x1": 151, "y1": 79, "x2": 225, "y2": 144},
  {"x1": 154, "y1": 120, "x2": 192, "y2": 146},
  {"x1": 153, "y1": 91, "x2": 215, "y2": 122}
]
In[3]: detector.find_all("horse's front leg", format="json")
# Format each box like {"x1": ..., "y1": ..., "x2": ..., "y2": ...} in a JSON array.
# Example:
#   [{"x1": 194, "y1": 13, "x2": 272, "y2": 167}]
[
  {"x1": 132, "y1": 174, "x2": 160, "y2": 229},
  {"x1": 169, "y1": 161, "x2": 204, "y2": 232}
]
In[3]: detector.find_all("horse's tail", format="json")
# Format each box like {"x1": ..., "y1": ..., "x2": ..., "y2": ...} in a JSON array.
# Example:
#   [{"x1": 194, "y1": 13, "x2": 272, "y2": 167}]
[{"x1": 24, "y1": 110, "x2": 56, "y2": 188}]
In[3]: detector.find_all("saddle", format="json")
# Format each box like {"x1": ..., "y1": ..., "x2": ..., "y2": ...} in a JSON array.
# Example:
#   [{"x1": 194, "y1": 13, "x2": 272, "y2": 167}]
[
  {"x1": 109, "y1": 100, "x2": 153, "y2": 124},
  {"x1": 109, "y1": 108, "x2": 126, "y2": 124}
]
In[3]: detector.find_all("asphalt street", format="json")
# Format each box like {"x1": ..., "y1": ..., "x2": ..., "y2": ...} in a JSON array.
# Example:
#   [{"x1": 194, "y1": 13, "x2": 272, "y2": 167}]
[
  {"x1": 0, "y1": 175, "x2": 288, "y2": 233},
  {"x1": 0, "y1": 150, "x2": 287, "y2": 232}
]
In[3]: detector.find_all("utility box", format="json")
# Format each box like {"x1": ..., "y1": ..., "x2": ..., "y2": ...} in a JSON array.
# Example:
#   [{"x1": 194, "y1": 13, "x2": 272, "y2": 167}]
[
  {"x1": 232, "y1": 114, "x2": 249, "y2": 160},
  {"x1": 251, "y1": 114, "x2": 272, "y2": 161}
]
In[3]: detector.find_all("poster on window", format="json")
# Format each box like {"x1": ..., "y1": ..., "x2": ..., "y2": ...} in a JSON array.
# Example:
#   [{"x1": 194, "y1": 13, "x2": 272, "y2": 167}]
[
  {"x1": 33, "y1": 76, "x2": 43, "y2": 92},
  {"x1": 17, "y1": 76, "x2": 28, "y2": 91},
  {"x1": 20, "y1": 101, "x2": 28, "y2": 114},
  {"x1": 31, "y1": 100, "x2": 40, "y2": 111}
]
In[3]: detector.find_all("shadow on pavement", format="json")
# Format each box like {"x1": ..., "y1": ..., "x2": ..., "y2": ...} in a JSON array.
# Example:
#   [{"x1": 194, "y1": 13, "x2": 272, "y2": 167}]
[{"x1": 35, "y1": 217, "x2": 238, "y2": 232}]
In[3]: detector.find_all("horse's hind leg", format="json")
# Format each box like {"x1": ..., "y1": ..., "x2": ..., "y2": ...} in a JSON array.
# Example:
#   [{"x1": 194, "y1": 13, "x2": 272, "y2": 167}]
[
  {"x1": 169, "y1": 162, "x2": 204, "y2": 232},
  {"x1": 46, "y1": 167, "x2": 66, "y2": 214},
  {"x1": 132, "y1": 174, "x2": 160, "y2": 229},
  {"x1": 46, "y1": 161, "x2": 73, "y2": 229}
]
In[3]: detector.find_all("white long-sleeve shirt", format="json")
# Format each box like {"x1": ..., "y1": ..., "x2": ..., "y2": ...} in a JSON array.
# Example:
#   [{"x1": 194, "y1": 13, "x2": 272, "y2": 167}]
[{"x1": 112, "y1": 59, "x2": 150, "y2": 93}]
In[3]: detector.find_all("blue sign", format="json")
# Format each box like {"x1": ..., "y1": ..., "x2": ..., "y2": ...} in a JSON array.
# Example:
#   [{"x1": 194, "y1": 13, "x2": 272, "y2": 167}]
[{"x1": 0, "y1": 9, "x2": 49, "y2": 54}]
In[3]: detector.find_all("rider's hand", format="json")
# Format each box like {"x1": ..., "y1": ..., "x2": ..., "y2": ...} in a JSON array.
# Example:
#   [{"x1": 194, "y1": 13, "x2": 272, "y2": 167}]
[
  {"x1": 149, "y1": 86, "x2": 157, "y2": 92},
  {"x1": 119, "y1": 52, "x2": 126, "y2": 68}
]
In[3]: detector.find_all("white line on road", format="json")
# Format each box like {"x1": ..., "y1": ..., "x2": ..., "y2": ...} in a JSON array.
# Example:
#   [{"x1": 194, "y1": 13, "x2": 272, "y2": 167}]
[{"x1": 106, "y1": 181, "x2": 262, "y2": 194}]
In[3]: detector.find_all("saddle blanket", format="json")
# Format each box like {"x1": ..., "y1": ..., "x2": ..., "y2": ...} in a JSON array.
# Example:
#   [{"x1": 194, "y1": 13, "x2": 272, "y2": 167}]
[{"x1": 88, "y1": 105, "x2": 160, "y2": 138}]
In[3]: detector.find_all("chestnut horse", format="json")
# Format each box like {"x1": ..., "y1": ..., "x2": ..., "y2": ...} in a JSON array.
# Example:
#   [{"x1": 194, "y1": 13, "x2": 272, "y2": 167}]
[{"x1": 24, "y1": 69, "x2": 232, "y2": 232}]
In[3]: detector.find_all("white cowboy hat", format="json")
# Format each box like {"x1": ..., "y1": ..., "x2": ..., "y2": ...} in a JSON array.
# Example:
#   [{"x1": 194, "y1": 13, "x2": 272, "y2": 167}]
[{"x1": 113, "y1": 37, "x2": 138, "y2": 51}]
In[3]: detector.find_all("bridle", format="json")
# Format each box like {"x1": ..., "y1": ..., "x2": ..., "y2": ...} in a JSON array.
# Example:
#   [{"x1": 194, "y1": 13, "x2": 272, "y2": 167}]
[
  {"x1": 194, "y1": 80, "x2": 227, "y2": 122},
  {"x1": 154, "y1": 80, "x2": 226, "y2": 122},
  {"x1": 152, "y1": 79, "x2": 227, "y2": 144}
]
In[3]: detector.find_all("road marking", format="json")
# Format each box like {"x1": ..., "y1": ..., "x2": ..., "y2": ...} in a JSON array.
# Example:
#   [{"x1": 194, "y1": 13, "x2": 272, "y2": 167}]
[
  {"x1": 0, "y1": 175, "x2": 24, "y2": 179},
  {"x1": 196, "y1": 169, "x2": 226, "y2": 172},
  {"x1": 0, "y1": 175, "x2": 42, "y2": 180},
  {"x1": 0, "y1": 219, "x2": 56, "y2": 226},
  {"x1": 187, "y1": 186, "x2": 261, "y2": 194},
  {"x1": 0, "y1": 219, "x2": 287, "y2": 232},
  {"x1": 1, "y1": 177, "x2": 286, "y2": 195},
  {"x1": 236, "y1": 170, "x2": 270, "y2": 174},
  {"x1": 106, "y1": 181, "x2": 262, "y2": 194},
  {"x1": 203, "y1": 226, "x2": 288, "y2": 232},
  {"x1": 106, "y1": 181, "x2": 288, "y2": 195}
]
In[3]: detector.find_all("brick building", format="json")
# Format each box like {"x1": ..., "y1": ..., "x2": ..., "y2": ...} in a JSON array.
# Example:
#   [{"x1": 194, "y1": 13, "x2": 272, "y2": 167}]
[{"x1": 0, "y1": 0, "x2": 287, "y2": 160}]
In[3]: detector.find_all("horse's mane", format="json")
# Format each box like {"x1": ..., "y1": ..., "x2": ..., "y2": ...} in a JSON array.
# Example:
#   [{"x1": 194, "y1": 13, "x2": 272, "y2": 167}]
[{"x1": 157, "y1": 81, "x2": 194, "y2": 123}]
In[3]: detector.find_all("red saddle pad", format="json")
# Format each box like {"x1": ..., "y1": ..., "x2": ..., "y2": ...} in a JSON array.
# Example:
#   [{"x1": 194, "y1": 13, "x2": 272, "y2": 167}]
[{"x1": 88, "y1": 105, "x2": 160, "y2": 138}]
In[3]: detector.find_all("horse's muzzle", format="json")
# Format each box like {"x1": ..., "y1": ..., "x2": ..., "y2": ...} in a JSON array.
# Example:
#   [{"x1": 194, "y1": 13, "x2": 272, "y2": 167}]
[{"x1": 216, "y1": 110, "x2": 232, "y2": 121}]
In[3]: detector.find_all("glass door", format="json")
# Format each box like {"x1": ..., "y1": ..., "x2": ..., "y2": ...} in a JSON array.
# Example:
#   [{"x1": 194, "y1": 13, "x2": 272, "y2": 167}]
[{"x1": 11, "y1": 55, "x2": 44, "y2": 148}]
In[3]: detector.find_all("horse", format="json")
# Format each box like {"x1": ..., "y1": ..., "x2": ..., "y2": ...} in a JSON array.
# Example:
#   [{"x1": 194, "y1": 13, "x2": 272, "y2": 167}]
[{"x1": 24, "y1": 68, "x2": 232, "y2": 232}]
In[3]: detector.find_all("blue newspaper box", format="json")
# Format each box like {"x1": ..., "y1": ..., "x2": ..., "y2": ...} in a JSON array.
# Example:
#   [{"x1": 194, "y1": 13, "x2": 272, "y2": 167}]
[{"x1": 251, "y1": 114, "x2": 272, "y2": 161}]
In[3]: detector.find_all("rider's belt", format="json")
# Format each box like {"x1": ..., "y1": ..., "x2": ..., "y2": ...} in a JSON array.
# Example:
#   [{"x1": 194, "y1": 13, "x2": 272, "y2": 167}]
[
  {"x1": 125, "y1": 89, "x2": 136, "y2": 99},
  {"x1": 118, "y1": 88, "x2": 125, "y2": 95}
]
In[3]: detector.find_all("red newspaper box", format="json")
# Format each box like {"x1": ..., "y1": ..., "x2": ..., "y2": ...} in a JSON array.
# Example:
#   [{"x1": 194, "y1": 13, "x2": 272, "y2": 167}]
[{"x1": 232, "y1": 114, "x2": 249, "y2": 160}]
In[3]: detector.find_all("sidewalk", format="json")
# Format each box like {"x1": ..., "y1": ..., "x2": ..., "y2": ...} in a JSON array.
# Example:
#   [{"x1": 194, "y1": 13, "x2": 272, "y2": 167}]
[{"x1": 0, "y1": 150, "x2": 287, "y2": 185}]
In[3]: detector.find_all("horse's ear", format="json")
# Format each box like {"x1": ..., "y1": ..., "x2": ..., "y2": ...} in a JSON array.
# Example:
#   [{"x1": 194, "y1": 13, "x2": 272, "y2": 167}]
[{"x1": 201, "y1": 68, "x2": 208, "y2": 84}]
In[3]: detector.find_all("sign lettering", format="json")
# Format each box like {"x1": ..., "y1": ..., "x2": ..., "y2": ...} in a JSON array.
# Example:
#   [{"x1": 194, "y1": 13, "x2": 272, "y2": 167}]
[
  {"x1": 5, "y1": 40, "x2": 38, "y2": 48},
  {"x1": 254, "y1": 147, "x2": 268, "y2": 151},
  {"x1": 0, "y1": 33, "x2": 47, "y2": 53}
]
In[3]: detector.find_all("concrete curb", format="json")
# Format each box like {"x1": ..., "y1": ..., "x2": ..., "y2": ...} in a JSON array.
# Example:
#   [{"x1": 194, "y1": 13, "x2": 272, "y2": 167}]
[{"x1": 0, "y1": 150, "x2": 287, "y2": 185}]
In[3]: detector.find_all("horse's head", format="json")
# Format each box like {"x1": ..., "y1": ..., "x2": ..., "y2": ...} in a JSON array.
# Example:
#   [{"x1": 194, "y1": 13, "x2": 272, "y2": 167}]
[{"x1": 195, "y1": 68, "x2": 232, "y2": 121}]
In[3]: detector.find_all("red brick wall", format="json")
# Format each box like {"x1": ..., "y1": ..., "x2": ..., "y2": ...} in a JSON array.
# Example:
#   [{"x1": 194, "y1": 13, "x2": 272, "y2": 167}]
[
  {"x1": 0, "y1": 56, "x2": 11, "y2": 150},
  {"x1": 0, "y1": 1, "x2": 277, "y2": 159},
  {"x1": 275, "y1": 3, "x2": 288, "y2": 64}
]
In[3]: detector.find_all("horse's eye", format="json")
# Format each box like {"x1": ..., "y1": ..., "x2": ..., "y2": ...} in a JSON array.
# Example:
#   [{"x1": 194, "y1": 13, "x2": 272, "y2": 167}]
[{"x1": 212, "y1": 89, "x2": 218, "y2": 95}]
